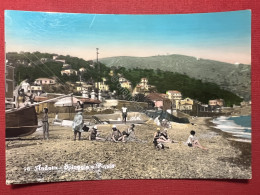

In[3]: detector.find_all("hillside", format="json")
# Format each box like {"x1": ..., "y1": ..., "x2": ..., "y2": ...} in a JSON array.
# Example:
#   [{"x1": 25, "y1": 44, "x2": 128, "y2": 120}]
[
  {"x1": 8, "y1": 52, "x2": 244, "y2": 106},
  {"x1": 100, "y1": 55, "x2": 251, "y2": 100}
]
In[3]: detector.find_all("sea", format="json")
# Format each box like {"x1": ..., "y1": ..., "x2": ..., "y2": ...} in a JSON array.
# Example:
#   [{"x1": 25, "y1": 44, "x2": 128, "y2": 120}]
[{"x1": 212, "y1": 115, "x2": 251, "y2": 143}]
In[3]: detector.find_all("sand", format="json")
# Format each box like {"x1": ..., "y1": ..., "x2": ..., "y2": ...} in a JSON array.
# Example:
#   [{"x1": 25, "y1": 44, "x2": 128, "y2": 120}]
[{"x1": 5, "y1": 117, "x2": 251, "y2": 184}]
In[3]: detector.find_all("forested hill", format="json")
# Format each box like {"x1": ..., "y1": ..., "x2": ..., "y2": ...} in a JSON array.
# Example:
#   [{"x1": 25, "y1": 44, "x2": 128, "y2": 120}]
[
  {"x1": 100, "y1": 55, "x2": 251, "y2": 101},
  {"x1": 8, "y1": 52, "x2": 110, "y2": 85},
  {"x1": 110, "y1": 67, "x2": 243, "y2": 106},
  {"x1": 8, "y1": 52, "x2": 243, "y2": 106}
]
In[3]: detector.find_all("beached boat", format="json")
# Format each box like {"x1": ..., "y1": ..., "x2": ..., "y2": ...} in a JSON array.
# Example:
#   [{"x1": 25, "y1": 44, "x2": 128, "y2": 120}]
[
  {"x1": 5, "y1": 106, "x2": 38, "y2": 138},
  {"x1": 5, "y1": 93, "x2": 73, "y2": 138}
]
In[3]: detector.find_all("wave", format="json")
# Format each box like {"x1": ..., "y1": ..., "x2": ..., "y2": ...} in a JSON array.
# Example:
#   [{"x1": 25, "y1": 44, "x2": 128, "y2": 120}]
[{"x1": 212, "y1": 115, "x2": 251, "y2": 142}]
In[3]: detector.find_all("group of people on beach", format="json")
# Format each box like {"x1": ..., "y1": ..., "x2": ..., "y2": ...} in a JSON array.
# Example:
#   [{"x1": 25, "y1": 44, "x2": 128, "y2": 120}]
[
  {"x1": 153, "y1": 127, "x2": 207, "y2": 150},
  {"x1": 88, "y1": 124, "x2": 136, "y2": 142},
  {"x1": 71, "y1": 101, "x2": 136, "y2": 142},
  {"x1": 43, "y1": 101, "x2": 207, "y2": 150}
]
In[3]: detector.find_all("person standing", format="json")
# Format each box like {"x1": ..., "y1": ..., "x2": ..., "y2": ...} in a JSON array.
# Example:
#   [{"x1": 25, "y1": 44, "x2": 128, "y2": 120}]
[
  {"x1": 121, "y1": 105, "x2": 128, "y2": 124},
  {"x1": 42, "y1": 107, "x2": 49, "y2": 140},
  {"x1": 72, "y1": 101, "x2": 84, "y2": 141}
]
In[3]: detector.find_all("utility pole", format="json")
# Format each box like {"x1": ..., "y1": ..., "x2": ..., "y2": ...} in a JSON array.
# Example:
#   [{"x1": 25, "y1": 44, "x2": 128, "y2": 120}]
[
  {"x1": 96, "y1": 48, "x2": 100, "y2": 91},
  {"x1": 96, "y1": 48, "x2": 99, "y2": 63}
]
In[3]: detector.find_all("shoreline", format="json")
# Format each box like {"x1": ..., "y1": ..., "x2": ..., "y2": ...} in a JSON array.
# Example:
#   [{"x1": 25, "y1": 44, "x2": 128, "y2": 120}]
[{"x1": 205, "y1": 117, "x2": 251, "y2": 169}]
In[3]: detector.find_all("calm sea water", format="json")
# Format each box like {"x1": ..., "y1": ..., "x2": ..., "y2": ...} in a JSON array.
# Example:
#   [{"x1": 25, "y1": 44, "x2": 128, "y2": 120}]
[{"x1": 212, "y1": 115, "x2": 251, "y2": 142}]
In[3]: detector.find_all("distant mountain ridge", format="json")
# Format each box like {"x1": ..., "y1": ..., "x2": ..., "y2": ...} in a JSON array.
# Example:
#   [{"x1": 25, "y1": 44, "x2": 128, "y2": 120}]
[{"x1": 100, "y1": 54, "x2": 251, "y2": 101}]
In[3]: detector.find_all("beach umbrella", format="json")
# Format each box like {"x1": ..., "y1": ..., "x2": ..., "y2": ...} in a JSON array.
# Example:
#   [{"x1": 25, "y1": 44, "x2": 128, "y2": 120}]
[{"x1": 54, "y1": 97, "x2": 82, "y2": 107}]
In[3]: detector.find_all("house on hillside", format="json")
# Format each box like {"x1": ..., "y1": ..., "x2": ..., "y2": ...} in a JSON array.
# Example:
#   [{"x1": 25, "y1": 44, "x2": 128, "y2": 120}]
[
  {"x1": 132, "y1": 78, "x2": 157, "y2": 95},
  {"x1": 109, "y1": 70, "x2": 114, "y2": 76},
  {"x1": 76, "y1": 82, "x2": 93, "y2": 93},
  {"x1": 54, "y1": 57, "x2": 66, "y2": 63},
  {"x1": 179, "y1": 97, "x2": 194, "y2": 111},
  {"x1": 119, "y1": 77, "x2": 132, "y2": 90},
  {"x1": 31, "y1": 85, "x2": 43, "y2": 96},
  {"x1": 209, "y1": 99, "x2": 224, "y2": 107},
  {"x1": 166, "y1": 90, "x2": 182, "y2": 109},
  {"x1": 40, "y1": 58, "x2": 49, "y2": 62},
  {"x1": 146, "y1": 93, "x2": 171, "y2": 110},
  {"x1": 53, "y1": 55, "x2": 58, "y2": 60},
  {"x1": 35, "y1": 78, "x2": 56, "y2": 85},
  {"x1": 79, "y1": 67, "x2": 87, "y2": 73},
  {"x1": 95, "y1": 78, "x2": 109, "y2": 91},
  {"x1": 61, "y1": 69, "x2": 78, "y2": 76},
  {"x1": 62, "y1": 64, "x2": 72, "y2": 69},
  {"x1": 208, "y1": 99, "x2": 224, "y2": 112},
  {"x1": 76, "y1": 86, "x2": 85, "y2": 92}
]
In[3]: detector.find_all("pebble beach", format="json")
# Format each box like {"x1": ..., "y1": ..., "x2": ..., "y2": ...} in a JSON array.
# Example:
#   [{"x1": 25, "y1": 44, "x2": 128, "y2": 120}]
[{"x1": 5, "y1": 117, "x2": 251, "y2": 184}]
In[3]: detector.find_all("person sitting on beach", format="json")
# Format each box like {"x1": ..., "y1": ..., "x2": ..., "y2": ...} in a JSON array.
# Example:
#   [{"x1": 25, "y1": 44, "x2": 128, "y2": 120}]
[
  {"x1": 153, "y1": 137, "x2": 165, "y2": 150},
  {"x1": 160, "y1": 129, "x2": 173, "y2": 143},
  {"x1": 153, "y1": 128, "x2": 172, "y2": 144},
  {"x1": 153, "y1": 128, "x2": 165, "y2": 143},
  {"x1": 153, "y1": 128, "x2": 167, "y2": 150},
  {"x1": 111, "y1": 125, "x2": 125, "y2": 142},
  {"x1": 89, "y1": 126, "x2": 106, "y2": 141},
  {"x1": 122, "y1": 124, "x2": 135, "y2": 138},
  {"x1": 186, "y1": 130, "x2": 207, "y2": 150}
]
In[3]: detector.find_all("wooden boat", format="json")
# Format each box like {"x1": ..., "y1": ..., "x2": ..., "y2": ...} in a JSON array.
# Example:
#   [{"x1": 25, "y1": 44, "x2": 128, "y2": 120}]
[
  {"x1": 5, "y1": 93, "x2": 73, "y2": 138},
  {"x1": 6, "y1": 106, "x2": 38, "y2": 138}
]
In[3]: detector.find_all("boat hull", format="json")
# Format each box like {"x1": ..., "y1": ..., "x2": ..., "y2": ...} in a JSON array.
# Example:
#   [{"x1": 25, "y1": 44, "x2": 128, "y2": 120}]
[{"x1": 6, "y1": 106, "x2": 38, "y2": 138}]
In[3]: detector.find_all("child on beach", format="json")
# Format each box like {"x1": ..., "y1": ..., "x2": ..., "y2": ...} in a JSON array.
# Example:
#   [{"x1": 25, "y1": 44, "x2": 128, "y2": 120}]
[
  {"x1": 153, "y1": 129, "x2": 165, "y2": 150},
  {"x1": 122, "y1": 124, "x2": 135, "y2": 138},
  {"x1": 160, "y1": 129, "x2": 173, "y2": 143},
  {"x1": 89, "y1": 126, "x2": 106, "y2": 141},
  {"x1": 111, "y1": 125, "x2": 125, "y2": 142},
  {"x1": 153, "y1": 128, "x2": 172, "y2": 144},
  {"x1": 153, "y1": 128, "x2": 170, "y2": 150},
  {"x1": 186, "y1": 130, "x2": 207, "y2": 150}
]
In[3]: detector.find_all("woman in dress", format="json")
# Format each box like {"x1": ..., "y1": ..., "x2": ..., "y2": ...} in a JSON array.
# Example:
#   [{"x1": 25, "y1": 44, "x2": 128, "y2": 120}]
[{"x1": 72, "y1": 101, "x2": 84, "y2": 141}]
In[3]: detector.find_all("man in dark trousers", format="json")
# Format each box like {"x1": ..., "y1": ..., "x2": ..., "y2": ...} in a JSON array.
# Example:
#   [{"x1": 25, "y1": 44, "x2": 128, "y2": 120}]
[
  {"x1": 121, "y1": 105, "x2": 128, "y2": 124},
  {"x1": 42, "y1": 107, "x2": 49, "y2": 140}
]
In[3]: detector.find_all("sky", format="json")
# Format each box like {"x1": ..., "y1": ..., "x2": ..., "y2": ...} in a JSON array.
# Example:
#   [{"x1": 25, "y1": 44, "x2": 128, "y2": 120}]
[{"x1": 5, "y1": 10, "x2": 251, "y2": 64}]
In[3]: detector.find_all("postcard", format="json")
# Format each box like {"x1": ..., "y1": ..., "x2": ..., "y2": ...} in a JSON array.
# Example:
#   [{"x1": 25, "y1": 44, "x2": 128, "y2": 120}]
[{"x1": 5, "y1": 10, "x2": 251, "y2": 184}]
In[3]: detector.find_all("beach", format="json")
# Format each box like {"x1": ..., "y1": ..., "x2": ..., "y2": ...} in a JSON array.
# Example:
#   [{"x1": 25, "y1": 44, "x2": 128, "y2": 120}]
[{"x1": 5, "y1": 116, "x2": 251, "y2": 184}]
